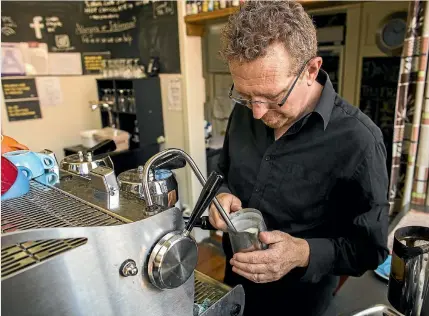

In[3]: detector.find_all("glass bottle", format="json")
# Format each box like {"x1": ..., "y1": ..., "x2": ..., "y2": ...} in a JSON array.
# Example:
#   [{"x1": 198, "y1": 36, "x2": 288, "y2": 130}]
[
  {"x1": 127, "y1": 89, "x2": 136, "y2": 113},
  {"x1": 118, "y1": 89, "x2": 128, "y2": 112},
  {"x1": 192, "y1": 0, "x2": 198, "y2": 14},
  {"x1": 202, "y1": 0, "x2": 208, "y2": 12},
  {"x1": 186, "y1": 0, "x2": 193, "y2": 15}
]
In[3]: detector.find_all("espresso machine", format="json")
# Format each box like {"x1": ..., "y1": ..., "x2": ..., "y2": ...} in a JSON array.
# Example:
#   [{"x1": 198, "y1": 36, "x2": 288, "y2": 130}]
[{"x1": 1, "y1": 147, "x2": 245, "y2": 316}]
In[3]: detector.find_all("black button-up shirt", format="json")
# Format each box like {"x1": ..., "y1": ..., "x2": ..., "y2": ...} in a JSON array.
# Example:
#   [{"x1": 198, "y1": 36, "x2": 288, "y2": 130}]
[{"x1": 217, "y1": 70, "x2": 389, "y2": 315}]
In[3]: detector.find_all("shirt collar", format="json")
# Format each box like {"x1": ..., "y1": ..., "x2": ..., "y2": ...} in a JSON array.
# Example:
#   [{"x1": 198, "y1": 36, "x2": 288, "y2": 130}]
[{"x1": 313, "y1": 69, "x2": 336, "y2": 130}]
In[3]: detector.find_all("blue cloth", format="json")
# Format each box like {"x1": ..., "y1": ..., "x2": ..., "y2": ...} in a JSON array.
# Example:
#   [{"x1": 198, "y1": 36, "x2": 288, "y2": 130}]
[
  {"x1": 193, "y1": 299, "x2": 212, "y2": 316},
  {"x1": 375, "y1": 255, "x2": 391, "y2": 279}
]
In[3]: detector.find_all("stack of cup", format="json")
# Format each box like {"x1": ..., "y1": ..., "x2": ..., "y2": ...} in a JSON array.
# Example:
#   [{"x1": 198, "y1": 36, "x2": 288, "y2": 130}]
[{"x1": 2, "y1": 150, "x2": 59, "y2": 200}]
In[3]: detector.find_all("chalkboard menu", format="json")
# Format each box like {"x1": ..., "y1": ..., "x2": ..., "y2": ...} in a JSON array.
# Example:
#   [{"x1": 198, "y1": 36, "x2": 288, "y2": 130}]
[
  {"x1": 1, "y1": 1, "x2": 180, "y2": 73},
  {"x1": 360, "y1": 57, "x2": 400, "y2": 178}
]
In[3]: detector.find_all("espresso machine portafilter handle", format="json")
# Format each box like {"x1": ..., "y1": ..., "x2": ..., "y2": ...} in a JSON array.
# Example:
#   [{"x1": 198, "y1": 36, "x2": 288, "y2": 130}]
[
  {"x1": 187, "y1": 216, "x2": 216, "y2": 231},
  {"x1": 142, "y1": 148, "x2": 237, "y2": 232},
  {"x1": 87, "y1": 139, "x2": 117, "y2": 156},
  {"x1": 183, "y1": 171, "x2": 224, "y2": 236}
]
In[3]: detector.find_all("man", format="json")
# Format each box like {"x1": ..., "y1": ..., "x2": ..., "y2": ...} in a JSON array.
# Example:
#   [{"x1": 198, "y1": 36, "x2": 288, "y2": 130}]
[{"x1": 208, "y1": 1, "x2": 389, "y2": 315}]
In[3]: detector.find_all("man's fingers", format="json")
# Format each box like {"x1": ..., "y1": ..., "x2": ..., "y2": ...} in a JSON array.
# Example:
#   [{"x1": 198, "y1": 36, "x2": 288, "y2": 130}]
[
  {"x1": 219, "y1": 198, "x2": 233, "y2": 214},
  {"x1": 230, "y1": 259, "x2": 267, "y2": 274},
  {"x1": 230, "y1": 199, "x2": 242, "y2": 212},
  {"x1": 231, "y1": 267, "x2": 271, "y2": 283},
  {"x1": 208, "y1": 206, "x2": 226, "y2": 231},
  {"x1": 208, "y1": 193, "x2": 243, "y2": 231},
  {"x1": 259, "y1": 230, "x2": 287, "y2": 244},
  {"x1": 233, "y1": 249, "x2": 273, "y2": 264}
]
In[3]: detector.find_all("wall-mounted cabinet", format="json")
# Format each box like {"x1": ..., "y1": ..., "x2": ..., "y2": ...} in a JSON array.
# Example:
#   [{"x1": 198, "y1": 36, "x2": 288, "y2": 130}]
[{"x1": 96, "y1": 77, "x2": 165, "y2": 150}]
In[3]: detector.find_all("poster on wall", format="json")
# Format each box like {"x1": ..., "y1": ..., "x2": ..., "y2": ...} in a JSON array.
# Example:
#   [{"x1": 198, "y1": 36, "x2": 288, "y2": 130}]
[
  {"x1": 48, "y1": 52, "x2": 83, "y2": 75},
  {"x1": 2, "y1": 78, "x2": 42, "y2": 121},
  {"x1": 167, "y1": 78, "x2": 182, "y2": 111},
  {"x1": 35, "y1": 77, "x2": 62, "y2": 107},
  {"x1": 82, "y1": 51, "x2": 111, "y2": 74},
  {"x1": 19, "y1": 42, "x2": 49, "y2": 75},
  {"x1": 2, "y1": 78, "x2": 38, "y2": 100},
  {"x1": 5, "y1": 100, "x2": 42, "y2": 122},
  {"x1": 1, "y1": 43, "x2": 25, "y2": 76}
]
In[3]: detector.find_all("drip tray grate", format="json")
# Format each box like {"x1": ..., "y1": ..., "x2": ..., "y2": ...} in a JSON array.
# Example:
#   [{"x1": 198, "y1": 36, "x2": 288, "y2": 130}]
[
  {"x1": 1, "y1": 181, "x2": 125, "y2": 278},
  {"x1": 1, "y1": 182, "x2": 125, "y2": 233},
  {"x1": 194, "y1": 271, "x2": 229, "y2": 307}
]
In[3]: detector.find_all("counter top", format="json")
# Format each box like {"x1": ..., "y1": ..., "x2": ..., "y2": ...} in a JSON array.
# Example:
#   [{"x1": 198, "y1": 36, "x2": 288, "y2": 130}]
[{"x1": 323, "y1": 271, "x2": 392, "y2": 316}]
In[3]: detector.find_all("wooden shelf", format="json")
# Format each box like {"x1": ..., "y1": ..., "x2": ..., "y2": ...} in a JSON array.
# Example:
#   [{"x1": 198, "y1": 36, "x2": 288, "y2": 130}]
[
  {"x1": 185, "y1": 7, "x2": 239, "y2": 36},
  {"x1": 185, "y1": 7, "x2": 239, "y2": 23},
  {"x1": 184, "y1": 1, "x2": 356, "y2": 36}
]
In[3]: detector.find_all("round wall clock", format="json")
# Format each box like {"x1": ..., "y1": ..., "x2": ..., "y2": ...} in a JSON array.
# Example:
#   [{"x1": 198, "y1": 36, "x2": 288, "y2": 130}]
[{"x1": 376, "y1": 12, "x2": 407, "y2": 56}]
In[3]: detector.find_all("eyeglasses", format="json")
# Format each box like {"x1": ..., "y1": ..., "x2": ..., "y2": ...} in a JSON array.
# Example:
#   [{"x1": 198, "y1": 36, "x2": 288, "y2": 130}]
[{"x1": 228, "y1": 59, "x2": 310, "y2": 110}]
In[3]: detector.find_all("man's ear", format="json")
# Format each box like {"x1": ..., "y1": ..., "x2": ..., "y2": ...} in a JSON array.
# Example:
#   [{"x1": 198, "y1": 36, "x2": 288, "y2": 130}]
[{"x1": 306, "y1": 57, "x2": 323, "y2": 86}]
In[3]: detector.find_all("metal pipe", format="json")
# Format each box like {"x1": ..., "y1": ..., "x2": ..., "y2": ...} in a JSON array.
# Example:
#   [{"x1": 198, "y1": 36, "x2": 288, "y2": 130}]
[
  {"x1": 142, "y1": 148, "x2": 237, "y2": 232},
  {"x1": 89, "y1": 101, "x2": 116, "y2": 128}
]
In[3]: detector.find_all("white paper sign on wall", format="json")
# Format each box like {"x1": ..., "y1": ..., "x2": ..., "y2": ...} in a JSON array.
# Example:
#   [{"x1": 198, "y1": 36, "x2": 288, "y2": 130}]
[
  {"x1": 167, "y1": 78, "x2": 182, "y2": 111},
  {"x1": 1, "y1": 43, "x2": 26, "y2": 76},
  {"x1": 36, "y1": 77, "x2": 63, "y2": 107}
]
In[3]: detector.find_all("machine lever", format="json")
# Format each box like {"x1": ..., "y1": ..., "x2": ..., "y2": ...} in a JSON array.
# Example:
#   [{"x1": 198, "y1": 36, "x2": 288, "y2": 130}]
[{"x1": 183, "y1": 171, "x2": 224, "y2": 236}]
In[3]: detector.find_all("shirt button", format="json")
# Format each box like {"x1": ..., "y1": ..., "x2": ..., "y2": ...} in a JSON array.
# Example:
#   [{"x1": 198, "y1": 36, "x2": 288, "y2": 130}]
[
  {"x1": 255, "y1": 187, "x2": 260, "y2": 193},
  {"x1": 265, "y1": 155, "x2": 271, "y2": 161}
]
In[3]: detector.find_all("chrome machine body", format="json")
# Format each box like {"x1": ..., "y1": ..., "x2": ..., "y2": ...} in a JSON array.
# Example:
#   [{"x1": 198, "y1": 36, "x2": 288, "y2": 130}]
[
  {"x1": 60, "y1": 150, "x2": 114, "y2": 176},
  {"x1": 1, "y1": 148, "x2": 244, "y2": 316},
  {"x1": 117, "y1": 166, "x2": 179, "y2": 208}
]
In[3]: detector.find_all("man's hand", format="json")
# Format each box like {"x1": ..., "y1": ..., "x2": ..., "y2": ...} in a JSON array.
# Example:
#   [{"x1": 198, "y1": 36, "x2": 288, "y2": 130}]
[
  {"x1": 230, "y1": 230, "x2": 310, "y2": 283},
  {"x1": 209, "y1": 193, "x2": 242, "y2": 231}
]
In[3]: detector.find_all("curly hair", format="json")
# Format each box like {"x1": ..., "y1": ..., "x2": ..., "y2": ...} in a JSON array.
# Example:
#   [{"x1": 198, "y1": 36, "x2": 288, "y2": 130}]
[{"x1": 220, "y1": 1, "x2": 317, "y2": 75}]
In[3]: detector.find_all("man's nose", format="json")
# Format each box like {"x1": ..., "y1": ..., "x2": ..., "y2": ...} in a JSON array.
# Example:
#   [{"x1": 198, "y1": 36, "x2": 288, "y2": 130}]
[{"x1": 252, "y1": 103, "x2": 268, "y2": 119}]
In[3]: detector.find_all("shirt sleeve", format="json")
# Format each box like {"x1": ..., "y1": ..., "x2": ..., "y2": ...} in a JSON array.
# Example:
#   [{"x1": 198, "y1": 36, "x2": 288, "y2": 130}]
[
  {"x1": 215, "y1": 106, "x2": 237, "y2": 195},
  {"x1": 301, "y1": 140, "x2": 390, "y2": 283}
]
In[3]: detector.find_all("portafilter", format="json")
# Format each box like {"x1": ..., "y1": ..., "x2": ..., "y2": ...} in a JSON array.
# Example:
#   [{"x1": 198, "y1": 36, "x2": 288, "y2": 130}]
[
  {"x1": 147, "y1": 171, "x2": 224, "y2": 290},
  {"x1": 60, "y1": 140, "x2": 116, "y2": 176}
]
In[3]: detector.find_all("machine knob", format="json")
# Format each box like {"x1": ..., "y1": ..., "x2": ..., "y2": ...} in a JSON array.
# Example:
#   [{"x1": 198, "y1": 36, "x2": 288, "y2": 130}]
[
  {"x1": 147, "y1": 231, "x2": 198, "y2": 289},
  {"x1": 120, "y1": 259, "x2": 139, "y2": 277},
  {"x1": 147, "y1": 171, "x2": 224, "y2": 290},
  {"x1": 230, "y1": 304, "x2": 242, "y2": 316}
]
